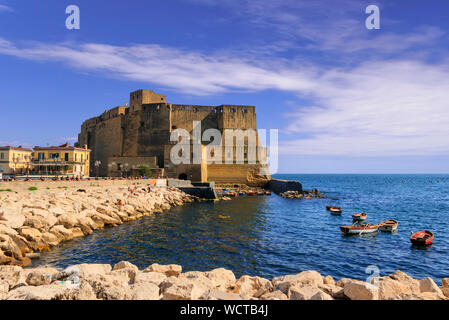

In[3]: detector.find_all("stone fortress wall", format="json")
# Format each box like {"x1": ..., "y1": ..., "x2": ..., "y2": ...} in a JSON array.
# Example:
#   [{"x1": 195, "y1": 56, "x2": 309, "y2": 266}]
[{"x1": 77, "y1": 90, "x2": 270, "y2": 185}]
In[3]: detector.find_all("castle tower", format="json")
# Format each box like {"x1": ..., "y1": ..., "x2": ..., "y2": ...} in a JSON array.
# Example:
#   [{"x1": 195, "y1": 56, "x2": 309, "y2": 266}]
[{"x1": 129, "y1": 90, "x2": 166, "y2": 112}]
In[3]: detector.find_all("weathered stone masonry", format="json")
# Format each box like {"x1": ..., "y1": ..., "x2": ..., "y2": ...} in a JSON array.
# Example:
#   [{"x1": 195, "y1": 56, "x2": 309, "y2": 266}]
[{"x1": 77, "y1": 90, "x2": 270, "y2": 185}]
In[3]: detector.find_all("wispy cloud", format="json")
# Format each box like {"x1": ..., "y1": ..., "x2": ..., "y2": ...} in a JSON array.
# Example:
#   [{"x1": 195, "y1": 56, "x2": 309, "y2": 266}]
[
  {"x1": 0, "y1": 4, "x2": 13, "y2": 12},
  {"x1": 1, "y1": 0, "x2": 448, "y2": 158},
  {"x1": 1, "y1": 36, "x2": 448, "y2": 157}
]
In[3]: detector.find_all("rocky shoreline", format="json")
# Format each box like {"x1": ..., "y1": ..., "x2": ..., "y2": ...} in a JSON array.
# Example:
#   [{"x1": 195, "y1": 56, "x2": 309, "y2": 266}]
[
  {"x1": 1, "y1": 180, "x2": 448, "y2": 300},
  {"x1": 1, "y1": 262, "x2": 448, "y2": 300},
  {"x1": 0, "y1": 180, "x2": 194, "y2": 266}
]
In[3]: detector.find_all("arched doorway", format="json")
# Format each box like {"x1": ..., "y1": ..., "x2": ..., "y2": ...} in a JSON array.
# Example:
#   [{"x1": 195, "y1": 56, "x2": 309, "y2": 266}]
[{"x1": 178, "y1": 173, "x2": 188, "y2": 180}]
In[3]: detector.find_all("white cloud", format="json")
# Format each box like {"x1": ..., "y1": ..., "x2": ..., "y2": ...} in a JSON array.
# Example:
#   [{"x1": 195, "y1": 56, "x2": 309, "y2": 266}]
[
  {"x1": 1, "y1": 37, "x2": 448, "y2": 157},
  {"x1": 0, "y1": 38, "x2": 318, "y2": 95},
  {"x1": 281, "y1": 59, "x2": 449, "y2": 156},
  {"x1": 0, "y1": 0, "x2": 448, "y2": 158},
  {"x1": 0, "y1": 4, "x2": 13, "y2": 12}
]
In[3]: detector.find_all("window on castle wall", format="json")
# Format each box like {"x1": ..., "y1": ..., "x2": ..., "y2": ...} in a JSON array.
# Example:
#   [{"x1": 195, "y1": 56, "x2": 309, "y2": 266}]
[
  {"x1": 242, "y1": 109, "x2": 247, "y2": 113},
  {"x1": 230, "y1": 108, "x2": 235, "y2": 113}
]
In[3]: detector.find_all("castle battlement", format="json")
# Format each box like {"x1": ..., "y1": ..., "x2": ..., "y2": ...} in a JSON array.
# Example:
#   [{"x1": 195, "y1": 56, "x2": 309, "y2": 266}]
[{"x1": 77, "y1": 90, "x2": 270, "y2": 185}]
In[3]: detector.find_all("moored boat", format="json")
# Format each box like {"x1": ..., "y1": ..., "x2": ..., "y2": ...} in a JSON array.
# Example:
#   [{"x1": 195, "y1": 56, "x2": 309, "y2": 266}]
[
  {"x1": 352, "y1": 212, "x2": 367, "y2": 221},
  {"x1": 340, "y1": 223, "x2": 379, "y2": 235},
  {"x1": 326, "y1": 205, "x2": 341, "y2": 211},
  {"x1": 330, "y1": 207, "x2": 342, "y2": 215},
  {"x1": 410, "y1": 230, "x2": 433, "y2": 246},
  {"x1": 247, "y1": 190, "x2": 255, "y2": 196},
  {"x1": 379, "y1": 220, "x2": 398, "y2": 232}
]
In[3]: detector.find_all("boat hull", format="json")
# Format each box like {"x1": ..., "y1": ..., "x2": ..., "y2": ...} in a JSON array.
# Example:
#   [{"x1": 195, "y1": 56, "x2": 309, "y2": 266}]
[
  {"x1": 410, "y1": 230, "x2": 433, "y2": 246},
  {"x1": 340, "y1": 225, "x2": 379, "y2": 235},
  {"x1": 379, "y1": 225, "x2": 398, "y2": 232}
]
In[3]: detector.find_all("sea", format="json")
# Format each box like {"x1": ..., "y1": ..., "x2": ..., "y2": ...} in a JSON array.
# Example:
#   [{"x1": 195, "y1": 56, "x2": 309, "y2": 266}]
[{"x1": 31, "y1": 174, "x2": 449, "y2": 283}]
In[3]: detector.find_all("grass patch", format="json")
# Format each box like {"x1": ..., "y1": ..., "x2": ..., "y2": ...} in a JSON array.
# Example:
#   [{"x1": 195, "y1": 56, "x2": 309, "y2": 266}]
[
  {"x1": 28, "y1": 186, "x2": 38, "y2": 191},
  {"x1": 0, "y1": 189, "x2": 13, "y2": 192}
]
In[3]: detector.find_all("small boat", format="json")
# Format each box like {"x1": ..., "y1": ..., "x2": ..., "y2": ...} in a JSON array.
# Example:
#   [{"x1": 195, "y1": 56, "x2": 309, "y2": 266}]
[
  {"x1": 326, "y1": 205, "x2": 341, "y2": 211},
  {"x1": 257, "y1": 190, "x2": 264, "y2": 195},
  {"x1": 352, "y1": 212, "x2": 367, "y2": 221},
  {"x1": 247, "y1": 190, "x2": 255, "y2": 196},
  {"x1": 410, "y1": 230, "x2": 433, "y2": 246},
  {"x1": 330, "y1": 207, "x2": 342, "y2": 215},
  {"x1": 238, "y1": 192, "x2": 246, "y2": 196},
  {"x1": 340, "y1": 223, "x2": 379, "y2": 235},
  {"x1": 379, "y1": 220, "x2": 398, "y2": 232},
  {"x1": 264, "y1": 191, "x2": 272, "y2": 196}
]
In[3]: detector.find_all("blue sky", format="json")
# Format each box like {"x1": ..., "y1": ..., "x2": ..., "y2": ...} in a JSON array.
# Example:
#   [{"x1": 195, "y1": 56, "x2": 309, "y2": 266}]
[{"x1": 1, "y1": 0, "x2": 449, "y2": 173}]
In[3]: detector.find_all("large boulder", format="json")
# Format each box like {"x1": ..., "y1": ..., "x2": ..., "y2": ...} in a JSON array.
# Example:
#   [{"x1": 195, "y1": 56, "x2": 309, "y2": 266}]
[
  {"x1": 288, "y1": 284, "x2": 329, "y2": 300},
  {"x1": 318, "y1": 284, "x2": 346, "y2": 299},
  {"x1": 129, "y1": 282, "x2": 160, "y2": 300},
  {"x1": 113, "y1": 261, "x2": 139, "y2": 272},
  {"x1": 205, "y1": 268, "x2": 236, "y2": 290},
  {"x1": 0, "y1": 234, "x2": 23, "y2": 259},
  {"x1": 419, "y1": 277, "x2": 444, "y2": 295},
  {"x1": 378, "y1": 277, "x2": 413, "y2": 300},
  {"x1": 49, "y1": 225, "x2": 74, "y2": 242},
  {"x1": 441, "y1": 278, "x2": 449, "y2": 288},
  {"x1": 388, "y1": 292, "x2": 447, "y2": 300},
  {"x1": 160, "y1": 276, "x2": 205, "y2": 300},
  {"x1": 134, "y1": 272, "x2": 167, "y2": 286},
  {"x1": 388, "y1": 270, "x2": 420, "y2": 292},
  {"x1": 178, "y1": 271, "x2": 215, "y2": 293},
  {"x1": 0, "y1": 224, "x2": 19, "y2": 237},
  {"x1": 260, "y1": 290, "x2": 288, "y2": 300},
  {"x1": 0, "y1": 209, "x2": 25, "y2": 229},
  {"x1": 57, "y1": 214, "x2": 78, "y2": 229},
  {"x1": 344, "y1": 280, "x2": 379, "y2": 300},
  {"x1": 6, "y1": 283, "x2": 68, "y2": 300},
  {"x1": 18, "y1": 227, "x2": 43, "y2": 243},
  {"x1": 0, "y1": 266, "x2": 24, "y2": 290},
  {"x1": 272, "y1": 270, "x2": 323, "y2": 293},
  {"x1": 233, "y1": 275, "x2": 273, "y2": 298},
  {"x1": 144, "y1": 263, "x2": 182, "y2": 277},
  {"x1": 200, "y1": 289, "x2": 248, "y2": 300}
]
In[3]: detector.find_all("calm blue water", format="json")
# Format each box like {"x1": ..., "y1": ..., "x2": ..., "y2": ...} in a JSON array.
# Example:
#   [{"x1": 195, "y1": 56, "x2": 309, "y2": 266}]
[{"x1": 32, "y1": 174, "x2": 449, "y2": 283}]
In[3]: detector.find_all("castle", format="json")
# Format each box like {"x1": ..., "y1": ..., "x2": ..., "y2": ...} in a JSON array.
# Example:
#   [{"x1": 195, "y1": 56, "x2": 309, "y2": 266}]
[{"x1": 76, "y1": 90, "x2": 270, "y2": 185}]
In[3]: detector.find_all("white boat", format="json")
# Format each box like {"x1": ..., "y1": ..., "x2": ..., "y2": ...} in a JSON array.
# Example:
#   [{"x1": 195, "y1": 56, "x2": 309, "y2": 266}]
[
  {"x1": 340, "y1": 223, "x2": 379, "y2": 235},
  {"x1": 379, "y1": 220, "x2": 398, "y2": 232}
]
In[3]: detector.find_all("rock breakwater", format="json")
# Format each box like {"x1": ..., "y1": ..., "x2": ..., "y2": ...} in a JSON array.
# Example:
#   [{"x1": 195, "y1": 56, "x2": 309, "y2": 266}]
[
  {"x1": 1, "y1": 263, "x2": 448, "y2": 300},
  {"x1": 0, "y1": 180, "x2": 194, "y2": 266}
]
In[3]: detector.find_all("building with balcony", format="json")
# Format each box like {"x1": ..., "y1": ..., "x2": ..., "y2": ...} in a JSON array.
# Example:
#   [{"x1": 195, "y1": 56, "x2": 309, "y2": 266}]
[
  {"x1": 0, "y1": 146, "x2": 33, "y2": 177},
  {"x1": 31, "y1": 143, "x2": 91, "y2": 178}
]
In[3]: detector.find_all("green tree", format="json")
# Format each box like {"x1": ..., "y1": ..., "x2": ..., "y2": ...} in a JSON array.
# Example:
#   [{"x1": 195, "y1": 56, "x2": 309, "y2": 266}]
[{"x1": 138, "y1": 164, "x2": 153, "y2": 177}]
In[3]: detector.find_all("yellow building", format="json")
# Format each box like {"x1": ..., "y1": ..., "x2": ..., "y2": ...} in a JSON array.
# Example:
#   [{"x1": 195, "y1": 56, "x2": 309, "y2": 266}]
[
  {"x1": 0, "y1": 146, "x2": 33, "y2": 176},
  {"x1": 31, "y1": 143, "x2": 91, "y2": 177}
]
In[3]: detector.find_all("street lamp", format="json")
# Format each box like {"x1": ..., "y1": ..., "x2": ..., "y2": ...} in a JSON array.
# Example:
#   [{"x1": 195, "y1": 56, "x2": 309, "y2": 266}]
[
  {"x1": 94, "y1": 160, "x2": 101, "y2": 178},
  {"x1": 123, "y1": 163, "x2": 129, "y2": 177}
]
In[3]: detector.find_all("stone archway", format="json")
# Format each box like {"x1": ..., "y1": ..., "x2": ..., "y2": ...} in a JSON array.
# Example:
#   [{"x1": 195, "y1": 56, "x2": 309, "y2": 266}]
[{"x1": 178, "y1": 173, "x2": 188, "y2": 180}]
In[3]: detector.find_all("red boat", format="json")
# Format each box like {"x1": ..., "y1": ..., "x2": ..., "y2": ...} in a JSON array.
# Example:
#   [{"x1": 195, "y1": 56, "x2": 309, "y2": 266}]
[{"x1": 410, "y1": 230, "x2": 434, "y2": 246}]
